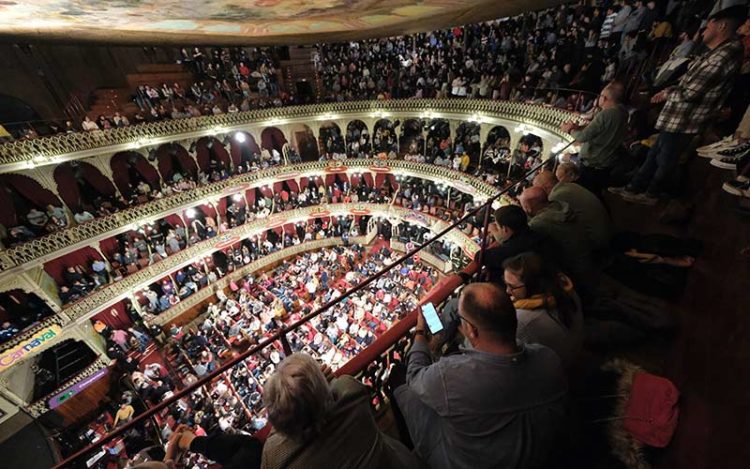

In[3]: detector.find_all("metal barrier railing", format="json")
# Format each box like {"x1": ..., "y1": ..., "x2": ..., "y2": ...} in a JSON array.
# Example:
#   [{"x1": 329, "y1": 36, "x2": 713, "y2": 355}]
[{"x1": 51, "y1": 141, "x2": 572, "y2": 468}]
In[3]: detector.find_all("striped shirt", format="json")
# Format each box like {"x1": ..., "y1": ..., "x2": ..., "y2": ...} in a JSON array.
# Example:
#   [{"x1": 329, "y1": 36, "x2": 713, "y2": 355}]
[{"x1": 600, "y1": 13, "x2": 618, "y2": 39}]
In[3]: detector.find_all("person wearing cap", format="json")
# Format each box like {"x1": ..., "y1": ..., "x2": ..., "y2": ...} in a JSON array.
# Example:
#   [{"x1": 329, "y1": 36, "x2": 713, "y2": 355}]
[{"x1": 611, "y1": 1, "x2": 747, "y2": 204}]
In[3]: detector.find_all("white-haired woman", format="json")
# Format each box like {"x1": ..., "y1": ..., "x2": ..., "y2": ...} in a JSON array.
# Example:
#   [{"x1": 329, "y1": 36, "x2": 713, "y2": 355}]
[{"x1": 261, "y1": 352, "x2": 422, "y2": 469}]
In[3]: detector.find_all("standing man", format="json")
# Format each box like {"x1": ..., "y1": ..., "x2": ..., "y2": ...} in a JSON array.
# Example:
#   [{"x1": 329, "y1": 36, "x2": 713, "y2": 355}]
[
  {"x1": 611, "y1": 4, "x2": 746, "y2": 204},
  {"x1": 561, "y1": 82, "x2": 629, "y2": 196}
]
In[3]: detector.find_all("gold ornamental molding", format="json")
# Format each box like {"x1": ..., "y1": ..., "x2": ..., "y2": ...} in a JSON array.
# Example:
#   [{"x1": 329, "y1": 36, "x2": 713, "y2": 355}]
[
  {"x1": 0, "y1": 160, "x2": 494, "y2": 273},
  {"x1": 0, "y1": 100, "x2": 575, "y2": 172},
  {"x1": 0, "y1": 202, "x2": 478, "y2": 357}
]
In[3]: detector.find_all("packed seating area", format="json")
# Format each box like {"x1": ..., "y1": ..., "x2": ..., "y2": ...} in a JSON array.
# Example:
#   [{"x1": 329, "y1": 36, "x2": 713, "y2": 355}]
[{"x1": 1, "y1": 1, "x2": 749, "y2": 468}]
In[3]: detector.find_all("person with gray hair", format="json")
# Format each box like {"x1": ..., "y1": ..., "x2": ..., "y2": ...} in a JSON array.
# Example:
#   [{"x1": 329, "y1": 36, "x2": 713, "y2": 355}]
[
  {"x1": 560, "y1": 81, "x2": 629, "y2": 196},
  {"x1": 393, "y1": 283, "x2": 568, "y2": 469},
  {"x1": 261, "y1": 352, "x2": 422, "y2": 469}
]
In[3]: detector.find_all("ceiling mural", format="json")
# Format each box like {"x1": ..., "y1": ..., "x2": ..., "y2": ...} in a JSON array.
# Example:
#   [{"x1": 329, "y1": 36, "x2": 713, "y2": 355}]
[{"x1": 0, "y1": 0, "x2": 559, "y2": 44}]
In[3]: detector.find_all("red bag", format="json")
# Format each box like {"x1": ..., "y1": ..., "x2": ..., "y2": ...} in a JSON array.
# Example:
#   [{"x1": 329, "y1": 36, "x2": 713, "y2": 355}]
[{"x1": 623, "y1": 372, "x2": 680, "y2": 447}]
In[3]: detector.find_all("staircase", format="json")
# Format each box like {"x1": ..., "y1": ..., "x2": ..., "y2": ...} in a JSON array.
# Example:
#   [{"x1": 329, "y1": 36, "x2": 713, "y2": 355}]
[
  {"x1": 280, "y1": 46, "x2": 322, "y2": 99},
  {"x1": 86, "y1": 63, "x2": 194, "y2": 119}
]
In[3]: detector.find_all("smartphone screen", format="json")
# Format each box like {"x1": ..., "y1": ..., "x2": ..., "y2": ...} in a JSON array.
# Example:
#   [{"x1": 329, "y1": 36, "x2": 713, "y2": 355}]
[{"x1": 421, "y1": 302, "x2": 444, "y2": 334}]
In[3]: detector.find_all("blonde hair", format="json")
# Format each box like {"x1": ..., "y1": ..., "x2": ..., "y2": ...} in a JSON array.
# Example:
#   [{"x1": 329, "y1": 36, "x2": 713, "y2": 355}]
[
  {"x1": 556, "y1": 162, "x2": 580, "y2": 182},
  {"x1": 264, "y1": 352, "x2": 333, "y2": 442}
]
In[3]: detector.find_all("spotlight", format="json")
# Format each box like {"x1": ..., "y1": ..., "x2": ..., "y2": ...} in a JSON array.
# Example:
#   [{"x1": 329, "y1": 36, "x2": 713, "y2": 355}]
[
  {"x1": 234, "y1": 133, "x2": 247, "y2": 143},
  {"x1": 232, "y1": 194, "x2": 243, "y2": 202},
  {"x1": 185, "y1": 208, "x2": 197, "y2": 218}
]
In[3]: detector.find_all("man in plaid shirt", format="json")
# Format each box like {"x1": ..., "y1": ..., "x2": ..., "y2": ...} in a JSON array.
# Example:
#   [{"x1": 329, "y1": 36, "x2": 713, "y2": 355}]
[{"x1": 611, "y1": 6, "x2": 746, "y2": 204}]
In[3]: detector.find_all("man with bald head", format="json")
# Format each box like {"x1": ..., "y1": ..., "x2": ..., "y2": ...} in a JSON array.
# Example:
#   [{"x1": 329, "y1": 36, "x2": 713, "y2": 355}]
[
  {"x1": 533, "y1": 170, "x2": 612, "y2": 251},
  {"x1": 393, "y1": 283, "x2": 567, "y2": 469},
  {"x1": 561, "y1": 81, "x2": 628, "y2": 196},
  {"x1": 519, "y1": 186, "x2": 596, "y2": 291}
]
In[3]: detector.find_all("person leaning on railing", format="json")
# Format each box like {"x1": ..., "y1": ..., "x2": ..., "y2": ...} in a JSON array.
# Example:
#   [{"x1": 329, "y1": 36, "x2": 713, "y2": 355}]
[
  {"x1": 260, "y1": 352, "x2": 423, "y2": 469},
  {"x1": 389, "y1": 282, "x2": 567, "y2": 469}
]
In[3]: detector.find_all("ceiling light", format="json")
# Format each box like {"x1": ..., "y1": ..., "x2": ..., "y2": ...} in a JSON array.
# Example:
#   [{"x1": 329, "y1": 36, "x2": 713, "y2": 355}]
[
  {"x1": 234, "y1": 133, "x2": 246, "y2": 143},
  {"x1": 185, "y1": 208, "x2": 197, "y2": 218}
]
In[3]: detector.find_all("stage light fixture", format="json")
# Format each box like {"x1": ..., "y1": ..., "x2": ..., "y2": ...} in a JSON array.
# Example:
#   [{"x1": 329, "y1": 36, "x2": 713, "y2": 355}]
[
  {"x1": 185, "y1": 208, "x2": 197, "y2": 218},
  {"x1": 234, "y1": 133, "x2": 247, "y2": 143}
]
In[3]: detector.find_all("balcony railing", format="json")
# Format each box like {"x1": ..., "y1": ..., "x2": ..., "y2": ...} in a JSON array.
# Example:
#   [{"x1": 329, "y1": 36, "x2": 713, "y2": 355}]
[
  {"x1": 50, "y1": 140, "x2": 571, "y2": 468},
  {"x1": 0, "y1": 99, "x2": 575, "y2": 171},
  {"x1": 0, "y1": 160, "x2": 495, "y2": 272},
  {"x1": 0, "y1": 202, "x2": 479, "y2": 356}
]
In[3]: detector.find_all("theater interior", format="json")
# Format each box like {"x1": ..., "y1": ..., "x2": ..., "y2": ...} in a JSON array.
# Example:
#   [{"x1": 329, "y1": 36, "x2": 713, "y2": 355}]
[{"x1": 0, "y1": 0, "x2": 748, "y2": 468}]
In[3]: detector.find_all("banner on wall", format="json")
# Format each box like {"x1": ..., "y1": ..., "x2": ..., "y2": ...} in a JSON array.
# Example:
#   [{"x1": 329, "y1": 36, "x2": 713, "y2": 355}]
[
  {"x1": 0, "y1": 325, "x2": 63, "y2": 371},
  {"x1": 48, "y1": 368, "x2": 109, "y2": 409}
]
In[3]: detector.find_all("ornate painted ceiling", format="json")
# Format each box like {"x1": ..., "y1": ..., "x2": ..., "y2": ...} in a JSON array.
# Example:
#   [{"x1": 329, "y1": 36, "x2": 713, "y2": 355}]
[{"x1": 0, "y1": 0, "x2": 563, "y2": 45}]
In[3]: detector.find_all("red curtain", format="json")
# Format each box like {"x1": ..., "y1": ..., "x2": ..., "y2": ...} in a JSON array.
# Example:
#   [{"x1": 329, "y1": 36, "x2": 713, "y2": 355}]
[
  {"x1": 163, "y1": 214, "x2": 185, "y2": 228},
  {"x1": 261, "y1": 128, "x2": 287, "y2": 152},
  {"x1": 245, "y1": 188, "x2": 255, "y2": 205},
  {"x1": 0, "y1": 174, "x2": 61, "y2": 209},
  {"x1": 81, "y1": 161, "x2": 116, "y2": 196},
  {"x1": 362, "y1": 173, "x2": 374, "y2": 188},
  {"x1": 196, "y1": 138, "x2": 231, "y2": 171},
  {"x1": 44, "y1": 246, "x2": 103, "y2": 285},
  {"x1": 110, "y1": 152, "x2": 160, "y2": 194},
  {"x1": 99, "y1": 236, "x2": 121, "y2": 259},
  {"x1": 91, "y1": 300, "x2": 132, "y2": 330},
  {"x1": 53, "y1": 164, "x2": 82, "y2": 212},
  {"x1": 229, "y1": 133, "x2": 261, "y2": 167},
  {"x1": 158, "y1": 144, "x2": 198, "y2": 180}
]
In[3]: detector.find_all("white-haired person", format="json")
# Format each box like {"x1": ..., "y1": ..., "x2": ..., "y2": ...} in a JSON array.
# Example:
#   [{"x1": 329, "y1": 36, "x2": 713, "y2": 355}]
[{"x1": 261, "y1": 352, "x2": 422, "y2": 469}]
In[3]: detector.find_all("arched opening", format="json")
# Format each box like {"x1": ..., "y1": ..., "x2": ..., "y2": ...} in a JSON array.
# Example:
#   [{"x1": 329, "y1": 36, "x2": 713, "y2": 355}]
[
  {"x1": 373, "y1": 119, "x2": 398, "y2": 155},
  {"x1": 481, "y1": 126, "x2": 512, "y2": 175},
  {"x1": 318, "y1": 122, "x2": 345, "y2": 159},
  {"x1": 228, "y1": 131, "x2": 261, "y2": 169},
  {"x1": 30, "y1": 339, "x2": 98, "y2": 401},
  {"x1": 156, "y1": 142, "x2": 198, "y2": 183},
  {"x1": 291, "y1": 124, "x2": 319, "y2": 162},
  {"x1": 346, "y1": 120, "x2": 370, "y2": 158},
  {"x1": 261, "y1": 127, "x2": 288, "y2": 154},
  {"x1": 399, "y1": 118, "x2": 425, "y2": 156},
  {"x1": 425, "y1": 118, "x2": 451, "y2": 163},
  {"x1": 53, "y1": 161, "x2": 118, "y2": 216},
  {"x1": 195, "y1": 137, "x2": 231, "y2": 177},
  {"x1": 510, "y1": 133, "x2": 545, "y2": 178},
  {"x1": 110, "y1": 151, "x2": 161, "y2": 200},
  {"x1": 455, "y1": 122, "x2": 481, "y2": 170},
  {"x1": 0, "y1": 290, "x2": 55, "y2": 344},
  {"x1": 43, "y1": 246, "x2": 108, "y2": 305},
  {"x1": 0, "y1": 174, "x2": 66, "y2": 239}
]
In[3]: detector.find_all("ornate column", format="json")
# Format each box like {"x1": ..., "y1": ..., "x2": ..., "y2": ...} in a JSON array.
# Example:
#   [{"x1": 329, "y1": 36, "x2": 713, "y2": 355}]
[{"x1": 86, "y1": 153, "x2": 124, "y2": 198}]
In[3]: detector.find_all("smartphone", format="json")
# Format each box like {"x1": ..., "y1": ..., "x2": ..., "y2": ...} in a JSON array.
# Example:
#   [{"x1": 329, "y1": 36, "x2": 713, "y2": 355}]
[{"x1": 421, "y1": 302, "x2": 444, "y2": 334}]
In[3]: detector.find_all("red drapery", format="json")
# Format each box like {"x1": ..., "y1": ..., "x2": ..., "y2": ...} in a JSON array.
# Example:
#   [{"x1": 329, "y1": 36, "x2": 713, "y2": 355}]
[
  {"x1": 361, "y1": 173, "x2": 374, "y2": 188},
  {"x1": 157, "y1": 143, "x2": 198, "y2": 180},
  {"x1": 261, "y1": 128, "x2": 287, "y2": 152},
  {"x1": 0, "y1": 174, "x2": 61, "y2": 210},
  {"x1": 196, "y1": 138, "x2": 231, "y2": 172},
  {"x1": 229, "y1": 133, "x2": 261, "y2": 167},
  {"x1": 0, "y1": 184, "x2": 17, "y2": 227},
  {"x1": 53, "y1": 162, "x2": 117, "y2": 213},
  {"x1": 110, "y1": 152, "x2": 160, "y2": 195},
  {"x1": 90, "y1": 299, "x2": 132, "y2": 331},
  {"x1": 44, "y1": 246, "x2": 103, "y2": 285}
]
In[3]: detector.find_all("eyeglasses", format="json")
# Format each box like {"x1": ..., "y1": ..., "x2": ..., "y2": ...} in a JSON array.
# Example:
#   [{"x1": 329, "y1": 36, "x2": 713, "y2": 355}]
[
  {"x1": 505, "y1": 283, "x2": 525, "y2": 292},
  {"x1": 457, "y1": 314, "x2": 475, "y2": 329}
]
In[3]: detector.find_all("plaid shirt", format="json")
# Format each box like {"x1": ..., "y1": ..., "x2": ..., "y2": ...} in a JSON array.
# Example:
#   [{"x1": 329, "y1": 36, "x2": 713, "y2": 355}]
[{"x1": 656, "y1": 39, "x2": 743, "y2": 134}]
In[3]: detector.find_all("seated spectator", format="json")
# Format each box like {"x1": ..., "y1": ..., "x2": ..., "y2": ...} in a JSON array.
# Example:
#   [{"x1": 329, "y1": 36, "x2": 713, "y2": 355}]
[
  {"x1": 150, "y1": 425, "x2": 263, "y2": 469},
  {"x1": 74, "y1": 210, "x2": 95, "y2": 224},
  {"x1": 519, "y1": 186, "x2": 596, "y2": 292},
  {"x1": 262, "y1": 352, "x2": 420, "y2": 469},
  {"x1": 477, "y1": 204, "x2": 559, "y2": 283},
  {"x1": 503, "y1": 253, "x2": 584, "y2": 367},
  {"x1": 393, "y1": 282, "x2": 567, "y2": 469},
  {"x1": 533, "y1": 170, "x2": 612, "y2": 251},
  {"x1": 26, "y1": 207, "x2": 49, "y2": 230}
]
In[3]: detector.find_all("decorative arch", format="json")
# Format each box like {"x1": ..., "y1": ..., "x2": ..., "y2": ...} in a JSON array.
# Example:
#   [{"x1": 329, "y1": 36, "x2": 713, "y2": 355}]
[
  {"x1": 156, "y1": 142, "x2": 198, "y2": 182},
  {"x1": 110, "y1": 151, "x2": 161, "y2": 197},
  {"x1": 373, "y1": 118, "x2": 397, "y2": 154},
  {"x1": 0, "y1": 173, "x2": 64, "y2": 228},
  {"x1": 318, "y1": 121, "x2": 344, "y2": 157},
  {"x1": 261, "y1": 127, "x2": 288, "y2": 153},
  {"x1": 228, "y1": 131, "x2": 261, "y2": 167},
  {"x1": 400, "y1": 118, "x2": 424, "y2": 155},
  {"x1": 290, "y1": 124, "x2": 319, "y2": 161},
  {"x1": 346, "y1": 119, "x2": 370, "y2": 157},
  {"x1": 455, "y1": 121, "x2": 481, "y2": 166},
  {"x1": 196, "y1": 137, "x2": 231, "y2": 174},
  {"x1": 53, "y1": 161, "x2": 117, "y2": 214}
]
